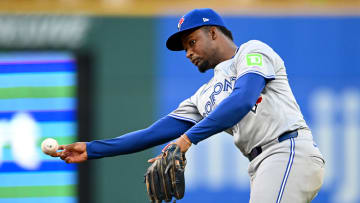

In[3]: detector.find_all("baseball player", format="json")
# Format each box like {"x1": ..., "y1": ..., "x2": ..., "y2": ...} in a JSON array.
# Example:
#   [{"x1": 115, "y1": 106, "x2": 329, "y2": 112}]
[{"x1": 55, "y1": 8, "x2": 325, "y2": 203}]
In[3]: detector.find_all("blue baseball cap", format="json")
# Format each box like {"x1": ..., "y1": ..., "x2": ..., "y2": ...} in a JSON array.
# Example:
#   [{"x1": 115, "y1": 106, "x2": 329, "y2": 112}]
[{"x1": 166, "y1": 8, "x2": 226, "y2": 51}]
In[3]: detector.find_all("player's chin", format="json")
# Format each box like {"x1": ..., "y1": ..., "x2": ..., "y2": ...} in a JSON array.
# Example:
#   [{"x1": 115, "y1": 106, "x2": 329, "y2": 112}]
[
  {"x1": 197, "y1": 68, "x2": 207, "y2": 73},
  {"x1": 197, "y1": 62, "x2": 211, "y2": 73}
]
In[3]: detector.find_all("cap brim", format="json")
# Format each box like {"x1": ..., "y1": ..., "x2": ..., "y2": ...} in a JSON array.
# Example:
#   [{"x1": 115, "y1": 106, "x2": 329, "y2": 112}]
[
  {"x1": 166, "y1": 31, "x2": 185, "y2": 51},
  {"x1": 166, "y1": 27, "x2": 201, "y2": 51}
]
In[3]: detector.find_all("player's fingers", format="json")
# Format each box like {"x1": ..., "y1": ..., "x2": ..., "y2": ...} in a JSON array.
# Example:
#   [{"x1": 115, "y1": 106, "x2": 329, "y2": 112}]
[
  {"x1": 60, "y1": 151, "x2": 70, "y2": 160},
  {"x1": 147, "y1": 155, "x2": 161, "y2": 163},
  {"x1": 60, "y1": 154, "x2": 66, "y2": 160},
  {"x1": 72, "y1": 157, "x2": 85, "y2": 163},
  {"x1": 65, "y1": 157, "x2": 73, "y2": 164},
  {"x1": 65, "y1": 157, "x2": 83, "y2": 164},
  {"x1": 50, "y1": 151, "x2": 62, "y2": 157},
  {"x1": 58, "y1": 145, "x2": 66, "y2": 150}
]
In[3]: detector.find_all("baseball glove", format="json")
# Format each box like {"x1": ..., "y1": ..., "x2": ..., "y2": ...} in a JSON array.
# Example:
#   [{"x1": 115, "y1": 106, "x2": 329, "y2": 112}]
[{"x1": 144, "y1": 143, "x2": 187, "y2": 203}]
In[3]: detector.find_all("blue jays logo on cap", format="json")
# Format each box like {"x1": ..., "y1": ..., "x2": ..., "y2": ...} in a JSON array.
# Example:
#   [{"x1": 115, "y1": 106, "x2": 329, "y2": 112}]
[
  {"x1": 178, "y1": 17, "x2": 184, "y2": 30},
  {"x1": 166, "y1": 8, "x2": 226, "y2": 51}
]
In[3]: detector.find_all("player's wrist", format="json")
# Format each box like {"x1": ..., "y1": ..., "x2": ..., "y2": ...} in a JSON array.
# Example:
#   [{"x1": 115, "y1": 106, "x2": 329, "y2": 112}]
[
  {"x1": 175, "y1": 134, "x2": 192, "y2": 153},
  {"x1": 79, "y1": 142, "x2": 88, "y2": 160},
  {"x1": 181, "y1": 134, "x2": 192, "y2": 146}
]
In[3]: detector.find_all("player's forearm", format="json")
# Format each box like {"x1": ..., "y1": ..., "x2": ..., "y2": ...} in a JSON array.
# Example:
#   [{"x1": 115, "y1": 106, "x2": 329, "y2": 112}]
[
  {"x1": 185, "y1": 73, "x2": 266, "y2": 144},
  {"x1": 86, "y1": 116, "x2": 194, "y2": 159}
]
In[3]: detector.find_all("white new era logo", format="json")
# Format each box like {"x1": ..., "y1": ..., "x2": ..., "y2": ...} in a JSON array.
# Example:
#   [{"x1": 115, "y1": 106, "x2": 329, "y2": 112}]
[{"x1": 203, "y1": 18, "x2": 209, "y2": 22}]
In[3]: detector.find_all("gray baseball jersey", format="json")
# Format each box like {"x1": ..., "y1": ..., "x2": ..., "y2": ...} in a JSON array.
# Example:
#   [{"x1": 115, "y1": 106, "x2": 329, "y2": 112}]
[
  {"x1": 169, "y1": 40, "x2": 324, "y2": 202},
  {"x1": 169, "y1": 40, "x2": 308, "y2": 156}
]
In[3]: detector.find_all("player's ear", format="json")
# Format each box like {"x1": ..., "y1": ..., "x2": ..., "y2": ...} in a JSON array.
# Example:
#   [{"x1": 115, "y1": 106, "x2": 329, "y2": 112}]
[{"x1": 209, "y1": 26, "x2": 217, "y2": 40}]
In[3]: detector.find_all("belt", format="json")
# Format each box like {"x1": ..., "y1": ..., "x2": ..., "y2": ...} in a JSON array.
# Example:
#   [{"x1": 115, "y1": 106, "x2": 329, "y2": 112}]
[{"x1": 248, "y1": 130, "x2": 299, "y2": 162}]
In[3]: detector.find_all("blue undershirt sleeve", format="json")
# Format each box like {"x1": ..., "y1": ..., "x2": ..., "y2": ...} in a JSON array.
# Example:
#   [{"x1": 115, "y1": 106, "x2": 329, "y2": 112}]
[
  {"x1": 185, "y1": 73, "x2": 267, "y2": 144},
  {"x1": 86, "y1": 116, "x2": 194, "y2": 159}
]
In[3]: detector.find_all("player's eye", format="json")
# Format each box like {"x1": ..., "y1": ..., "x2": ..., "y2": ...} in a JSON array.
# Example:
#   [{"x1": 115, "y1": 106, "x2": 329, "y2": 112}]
[{"x1": 189, "y1": 40, "x2": 196, "y2": 46}]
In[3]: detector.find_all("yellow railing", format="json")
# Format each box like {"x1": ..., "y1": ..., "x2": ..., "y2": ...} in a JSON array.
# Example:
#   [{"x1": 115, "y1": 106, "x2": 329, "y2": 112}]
[{"x1": 0, "y1": 0, "x2": 359, "y2": 16}]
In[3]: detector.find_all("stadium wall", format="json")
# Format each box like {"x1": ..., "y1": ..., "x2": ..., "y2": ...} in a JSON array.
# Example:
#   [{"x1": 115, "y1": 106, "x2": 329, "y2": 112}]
[{"x1": 0, "y1": 11, "x2": 359, "y2": 203}]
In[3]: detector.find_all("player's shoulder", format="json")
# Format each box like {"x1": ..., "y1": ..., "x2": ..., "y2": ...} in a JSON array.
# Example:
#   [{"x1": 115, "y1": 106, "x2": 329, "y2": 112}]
[
  {"x1": 234, "y1": 40, "x2": 278, "y2": 64},
  {"x1": 238, "y1": 40, "x2": 274, "y2": 55},
  {"x1": 243, "y1": 39, "x2": 267, "y2": 46}
]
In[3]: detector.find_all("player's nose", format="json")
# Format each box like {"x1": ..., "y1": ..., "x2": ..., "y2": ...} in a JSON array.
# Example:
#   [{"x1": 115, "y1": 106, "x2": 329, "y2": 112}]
[{"x1": 186, "y1": 49, "x2": 193, "y2": 60}]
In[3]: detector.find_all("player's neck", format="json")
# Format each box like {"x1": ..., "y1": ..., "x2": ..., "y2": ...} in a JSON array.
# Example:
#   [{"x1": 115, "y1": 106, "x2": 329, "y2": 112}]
[{"x1": 218, "y1": 41, "x2": 238, "y2": 62}]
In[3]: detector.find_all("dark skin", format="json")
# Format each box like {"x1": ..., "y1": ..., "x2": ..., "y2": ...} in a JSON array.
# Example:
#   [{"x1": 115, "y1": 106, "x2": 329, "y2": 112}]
[
  {"x1": 182, "y1": 26, "x2": 238, "y2": 73},
  {"x1": 51, "y1": 26, "x2": 238, "y2": 163}
]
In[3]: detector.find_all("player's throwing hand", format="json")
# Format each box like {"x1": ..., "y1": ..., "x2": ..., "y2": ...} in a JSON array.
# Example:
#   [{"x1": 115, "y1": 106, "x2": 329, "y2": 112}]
[{"x1": 51, "y1": 142, "x2": 88, "y2": 163}]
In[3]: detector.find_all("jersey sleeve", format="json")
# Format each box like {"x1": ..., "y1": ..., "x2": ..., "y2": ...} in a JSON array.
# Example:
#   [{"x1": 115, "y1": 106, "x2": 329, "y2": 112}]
[
  {"x1": 168, "y1": 95, "x2": 203, "y2": 124},
  {"x1": 234, "y1": 41, "x2": 276, "y2": 80}
]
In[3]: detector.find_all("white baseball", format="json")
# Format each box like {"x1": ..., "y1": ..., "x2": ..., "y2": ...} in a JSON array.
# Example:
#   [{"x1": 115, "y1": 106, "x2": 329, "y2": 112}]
[{"x1": 41, "y1": 138, "x2": 59, "y2": 155}]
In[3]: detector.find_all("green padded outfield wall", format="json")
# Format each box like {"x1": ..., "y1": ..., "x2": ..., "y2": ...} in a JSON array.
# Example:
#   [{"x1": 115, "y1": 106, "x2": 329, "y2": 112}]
[
  {"x1": 0, "y1": 15, "x2": 155, "y2": 203},
  {"x1": 86, "y1": 17, "x2": 155, "y2": 203},
  {"x1": 2, "y1": 12, "x2": 360, "y2": 203}
]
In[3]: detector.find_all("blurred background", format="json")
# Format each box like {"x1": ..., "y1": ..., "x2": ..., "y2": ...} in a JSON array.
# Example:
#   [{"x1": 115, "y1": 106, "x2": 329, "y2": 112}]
[{"x1": 0, "y1": 0, "x2": 359, "y2": 203}]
